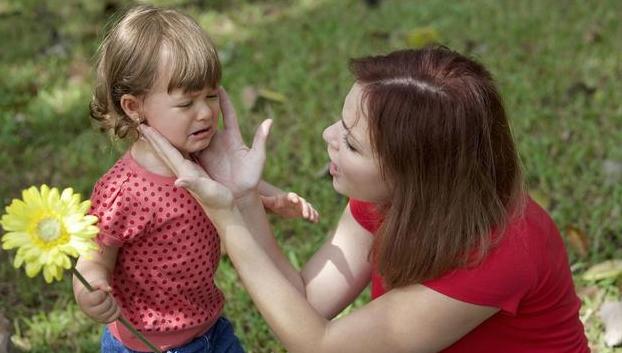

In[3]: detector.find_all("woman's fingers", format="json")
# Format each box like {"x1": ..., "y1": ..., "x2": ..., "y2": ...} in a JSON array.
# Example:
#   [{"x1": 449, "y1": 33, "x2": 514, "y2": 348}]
[
  {"x1": 250, "y1": 119, "x2": 273, "y2": 162},
  {"x1": 176, "y1": 177, "x2": 233, "y2": 208},
  {"x1": 139, "y1": 125, "x2": 184, "y2": 174},
  {"x1": 218, "y1": 87, "x2": 243, "y2": 140}
]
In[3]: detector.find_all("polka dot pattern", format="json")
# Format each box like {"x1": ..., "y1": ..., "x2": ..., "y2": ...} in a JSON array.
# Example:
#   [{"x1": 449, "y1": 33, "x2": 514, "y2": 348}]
[{"x1": 90, "y1": 153, "x2": 224, "y2": 334}]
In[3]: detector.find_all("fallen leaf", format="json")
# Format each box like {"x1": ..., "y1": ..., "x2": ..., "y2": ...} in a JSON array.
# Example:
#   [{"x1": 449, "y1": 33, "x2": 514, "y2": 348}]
[
  {"x1": 405, "y1": 27, "x2": 440, "y2": 48},
  {"x1": 599, "y1": 301, "x2": 622, "y2": 347},
  {"x1": 583, "y1": 25, "x2": 603, "y2": 44},
  {"x1": 582, "y1": 260, "x2": 622, "y2": 281},
  {"x1": 0, "y1": 312, "x2": 9, "y2": 353},
  {"x1": 576, "y1": 284, "x2": 601, "y2": 301},
  {"x1": 603, "y1": 160, "x2": 622, "y2": 185},
  {"x1": 257, "y1": 89, "x2": 287, "y2": 103},
  {"x1": 241, "y1": 86, "x2": 259, "y2": 111},
  {"x1": 68, "y1": 57, "x2": 90, "y2": 84},
  {"x1": 530, "y1": 190, "x2": 551, "y2": 210},
  {"x1": 566, "y1": 81, "x2": 596, "y2": 99},
  {"x1": 566, "y1": 226, "x2": 590, "y2": 258}
]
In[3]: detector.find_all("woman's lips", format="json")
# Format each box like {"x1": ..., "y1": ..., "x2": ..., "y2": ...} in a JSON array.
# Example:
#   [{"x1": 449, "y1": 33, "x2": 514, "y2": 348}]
[{"x1": 329, "y1": 161, "x2": 339, "y2": 175}]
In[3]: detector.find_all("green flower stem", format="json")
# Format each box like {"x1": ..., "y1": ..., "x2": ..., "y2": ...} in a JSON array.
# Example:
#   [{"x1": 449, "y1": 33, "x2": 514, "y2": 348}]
[{"x1": 72, "y1": 268, "x2": 162, "y2": 353}]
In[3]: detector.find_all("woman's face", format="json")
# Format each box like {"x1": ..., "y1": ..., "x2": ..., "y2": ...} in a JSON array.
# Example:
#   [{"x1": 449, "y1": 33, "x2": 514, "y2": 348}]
[{"x1": 322, "y1": 83, "x2": 391, "y2": 203}]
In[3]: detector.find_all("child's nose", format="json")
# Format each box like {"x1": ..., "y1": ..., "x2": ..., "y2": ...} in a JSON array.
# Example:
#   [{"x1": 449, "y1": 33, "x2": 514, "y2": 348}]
[{"x1": 197, "y1": 102, "x2": 213, "y2": 121}]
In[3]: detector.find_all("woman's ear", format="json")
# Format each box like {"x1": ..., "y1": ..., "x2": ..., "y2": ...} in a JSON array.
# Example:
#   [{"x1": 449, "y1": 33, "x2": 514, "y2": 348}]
[{"x1": 120, "y1": 94, "x2": 142, "y2": 123}]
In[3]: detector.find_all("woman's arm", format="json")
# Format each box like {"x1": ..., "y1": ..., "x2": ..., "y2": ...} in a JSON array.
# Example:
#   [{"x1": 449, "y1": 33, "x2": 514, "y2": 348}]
[
  {"x1": 299, "y1": 203, "x2": 373, "y2": 318},
  {"x1": 215, "y1": 206, "x2": 498, "y2": 353},
  {"x1": 234, "y1": 192, "x2": 373, "y2": 318}
]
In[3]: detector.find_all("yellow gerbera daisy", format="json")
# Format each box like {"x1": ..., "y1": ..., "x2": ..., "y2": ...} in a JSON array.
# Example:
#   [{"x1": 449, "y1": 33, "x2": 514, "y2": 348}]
[{"x1": 1, "y1": 185, "x2": 99, "y2": 283}]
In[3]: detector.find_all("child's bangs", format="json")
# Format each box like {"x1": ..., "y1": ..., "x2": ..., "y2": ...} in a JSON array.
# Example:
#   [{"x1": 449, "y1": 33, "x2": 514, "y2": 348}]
[{"x1": 166, "y1": 38, "x2": 221, "y2": 93}]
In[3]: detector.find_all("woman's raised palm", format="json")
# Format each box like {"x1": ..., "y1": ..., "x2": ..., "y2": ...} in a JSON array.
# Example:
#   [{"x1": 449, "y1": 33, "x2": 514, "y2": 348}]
[{"x1": 139, "y1": 87, "x2": 271, "y2": 210}]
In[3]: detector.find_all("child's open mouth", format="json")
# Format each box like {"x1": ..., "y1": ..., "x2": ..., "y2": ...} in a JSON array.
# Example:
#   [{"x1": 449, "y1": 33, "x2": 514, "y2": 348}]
[{"x1": 189, "y1": 128, "x2": 211, "y2": 139}]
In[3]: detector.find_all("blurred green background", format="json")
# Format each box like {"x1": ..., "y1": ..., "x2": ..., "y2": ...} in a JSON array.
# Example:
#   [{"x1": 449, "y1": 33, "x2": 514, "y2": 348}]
[{"x1": 0, "y1": 0, "x2": 621, "y2": 352}]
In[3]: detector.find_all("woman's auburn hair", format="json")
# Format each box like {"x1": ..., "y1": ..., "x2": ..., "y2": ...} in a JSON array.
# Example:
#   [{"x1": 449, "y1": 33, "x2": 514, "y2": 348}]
[
  {"x1": 89, "y1": 5, "x2": 221, "y2": 140},
  {"x1": 350, "y1": 46, "x2": 525, "y2": 288}
]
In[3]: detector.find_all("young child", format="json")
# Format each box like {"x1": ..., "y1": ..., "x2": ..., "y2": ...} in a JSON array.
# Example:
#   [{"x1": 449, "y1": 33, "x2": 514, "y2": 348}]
[{"x1": 73, "y1": 5, "x2": 316, "y2": 352}]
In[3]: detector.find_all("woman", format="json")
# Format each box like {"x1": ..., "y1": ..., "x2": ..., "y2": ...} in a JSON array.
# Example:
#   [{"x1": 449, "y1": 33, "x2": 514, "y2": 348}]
[{"x1": 141, "y1": 47, "x2": 590, "y2": 352}]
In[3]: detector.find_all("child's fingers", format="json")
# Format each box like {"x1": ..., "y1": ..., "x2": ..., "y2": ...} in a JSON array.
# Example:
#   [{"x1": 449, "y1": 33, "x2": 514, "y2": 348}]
[
  {"x1": 84, "y1": 289, "x2": 108, "y2": 307},
  {"x1": 305, "y1": 203, "x2": 319, "y2": 223},
  {"x1": 287, "y1": 192, "x2": 300, "y2": 204},
  {"x1": 109, "y1": 302, "x2": 122, "y2": 323},
  {"x1": 302, "y1": 202, "x2": 310, "y2": 219},
  {"x1": 91, "y1": 295, "x2": 115, "y2": 317},
  {"x1": 92, "y1": 282, "x2": 113, "y2": 292},
  {"x1": 312, "y1": 209, "x2": 320, "y2": 223},
  {"x1": 260, "y1": 195, "x2": 277, "y2": 211},
  {"x1": 100, "y1": 300, "x2": 120, "y2": 323},
  {"x1": 274, "y1": 196, "x2": 287, "y2": 209}
]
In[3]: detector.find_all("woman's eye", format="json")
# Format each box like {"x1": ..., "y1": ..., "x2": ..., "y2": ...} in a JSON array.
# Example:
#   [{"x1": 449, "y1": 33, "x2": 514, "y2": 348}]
[{"x1": 343, "y1": 135, "x2": 357, "y2": 152}]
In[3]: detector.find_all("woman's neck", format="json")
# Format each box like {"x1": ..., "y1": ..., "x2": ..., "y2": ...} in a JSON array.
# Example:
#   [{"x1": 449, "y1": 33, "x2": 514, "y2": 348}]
[{"x1": 130, "y1": 139, "x2": 177, "y2": 177}]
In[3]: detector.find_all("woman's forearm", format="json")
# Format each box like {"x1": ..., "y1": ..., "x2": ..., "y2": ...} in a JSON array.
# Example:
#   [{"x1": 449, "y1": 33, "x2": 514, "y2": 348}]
[
  {"x1": 212, "y1": 208, "x2": 328, "y2": 353},
  {"x1": 234, "y1": 192, "x2": 306, "y2": 294}
]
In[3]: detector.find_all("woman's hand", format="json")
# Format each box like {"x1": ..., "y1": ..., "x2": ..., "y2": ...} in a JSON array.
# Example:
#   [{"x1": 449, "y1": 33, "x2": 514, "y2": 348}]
[
  {"x1": 197, "y1": 87, "x2": 273, "y2": 199},
  {"x1": 139, "y1": 125, "x2": 235, "y2": 211}
]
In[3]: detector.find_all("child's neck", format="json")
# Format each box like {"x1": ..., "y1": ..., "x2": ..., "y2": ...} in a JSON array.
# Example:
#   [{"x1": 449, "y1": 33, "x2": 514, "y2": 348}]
[{"x1": 130, "y1": 139, "x2": 177, "y2": 177}]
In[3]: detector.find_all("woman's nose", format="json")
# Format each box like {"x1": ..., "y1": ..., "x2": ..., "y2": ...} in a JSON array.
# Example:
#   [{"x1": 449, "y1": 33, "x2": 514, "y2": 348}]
[{"x1": 322, "y1": 122, "x2": 339, "y2": 149}]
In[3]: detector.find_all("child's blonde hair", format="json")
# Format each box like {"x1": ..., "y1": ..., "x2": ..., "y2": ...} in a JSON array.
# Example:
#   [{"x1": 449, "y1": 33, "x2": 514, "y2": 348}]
[{"x1": 90, "y1": 5, "x2": 221, "y2": 140}]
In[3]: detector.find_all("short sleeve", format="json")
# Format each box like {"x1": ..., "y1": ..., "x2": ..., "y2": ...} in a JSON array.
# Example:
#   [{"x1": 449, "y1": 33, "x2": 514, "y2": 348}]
[
  {"x1": 423, "y1": 228, "x2": 535, "y2": 315},
  {"x1": 349, "y1": 199, "x2": 382, "y2": 233},
  {"x1": 89, "y1": 179, "x2": 152, "y2": 247}
]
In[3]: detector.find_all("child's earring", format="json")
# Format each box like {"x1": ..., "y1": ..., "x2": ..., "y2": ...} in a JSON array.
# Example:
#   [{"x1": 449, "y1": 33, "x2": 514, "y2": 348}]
[{"x1": 133, "y1": 115, "x2": 144, "y2": 125}]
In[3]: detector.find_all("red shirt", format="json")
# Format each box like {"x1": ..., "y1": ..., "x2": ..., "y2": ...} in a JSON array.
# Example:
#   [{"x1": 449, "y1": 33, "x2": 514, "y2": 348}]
[
  {"x1": 90, "y1": 153, "x2": 223, "y2": 351},
  {"x1": 349, "y1": 198, "x2": 589, "y2": 353}
]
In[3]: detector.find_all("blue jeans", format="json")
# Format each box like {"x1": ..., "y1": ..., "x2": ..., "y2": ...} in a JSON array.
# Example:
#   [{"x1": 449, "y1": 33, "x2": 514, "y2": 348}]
[{"x1": 101, "y1": 317, "x2": 245, "y2": 353}]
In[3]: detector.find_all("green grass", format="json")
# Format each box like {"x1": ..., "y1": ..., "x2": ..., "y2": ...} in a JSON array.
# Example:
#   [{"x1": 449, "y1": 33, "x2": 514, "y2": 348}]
[{"x1": 0, "y1": 0, "x2": 621, "y2": 351}]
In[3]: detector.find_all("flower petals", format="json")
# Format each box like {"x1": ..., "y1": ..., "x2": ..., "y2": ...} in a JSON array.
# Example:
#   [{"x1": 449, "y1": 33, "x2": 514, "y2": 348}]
[{"x1": 1, "y1": 185, "x2": 100, "y2": 282}]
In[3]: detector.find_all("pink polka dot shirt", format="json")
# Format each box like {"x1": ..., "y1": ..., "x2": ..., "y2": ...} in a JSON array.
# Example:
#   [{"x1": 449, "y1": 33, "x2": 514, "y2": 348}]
[{"x1": 89, "y1": 152, "x2": 224, "y2": 351}]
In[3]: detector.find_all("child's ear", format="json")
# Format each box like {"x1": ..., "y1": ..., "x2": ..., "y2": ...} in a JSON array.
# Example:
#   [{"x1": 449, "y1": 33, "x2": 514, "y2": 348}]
[{"x1": 120, "y1": 94, "x2": 142, "y2": 123}]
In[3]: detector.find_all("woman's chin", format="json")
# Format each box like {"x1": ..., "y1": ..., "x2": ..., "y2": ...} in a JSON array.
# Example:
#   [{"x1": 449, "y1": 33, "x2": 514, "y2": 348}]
[{"x1": 331, "y1": 178, "x2": 349, "y2": 197}]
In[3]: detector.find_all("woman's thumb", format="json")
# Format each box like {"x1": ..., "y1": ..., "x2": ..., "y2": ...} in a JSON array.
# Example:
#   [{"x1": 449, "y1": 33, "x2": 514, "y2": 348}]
[
  {"x1": 175, "y1": 178, "x2": 190, "y2": 188},
  {"x1": 251, "y1": 119, "x2": 273, "y2": 154}
]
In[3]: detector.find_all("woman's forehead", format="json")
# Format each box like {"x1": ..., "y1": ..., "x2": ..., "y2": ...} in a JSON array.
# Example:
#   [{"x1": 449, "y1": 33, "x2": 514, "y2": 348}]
[{"x1": 343, "y1": 84, "x2": 368, "y2": 132}]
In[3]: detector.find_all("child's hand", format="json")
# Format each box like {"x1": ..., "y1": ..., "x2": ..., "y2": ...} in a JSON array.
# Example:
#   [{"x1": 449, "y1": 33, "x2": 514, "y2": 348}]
[
  {"x1": 261, "y1": 192, "x2": 319, "y2": 223},
  {"x1": 75, "y1": 280, "x2": 121, "y2": 324}
]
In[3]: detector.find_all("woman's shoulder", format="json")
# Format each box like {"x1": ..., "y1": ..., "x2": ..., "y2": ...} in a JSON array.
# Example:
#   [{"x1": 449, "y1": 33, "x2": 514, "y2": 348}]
[
  {"x1": 423, "y1": 197, "x2": 571, "y2": 313},
  {"x1": 503, "y1": 197, "x2": 564, "y2": 259}
]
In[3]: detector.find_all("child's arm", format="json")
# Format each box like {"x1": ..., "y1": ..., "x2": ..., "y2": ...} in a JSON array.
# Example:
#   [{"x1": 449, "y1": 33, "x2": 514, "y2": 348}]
[
  {"x1": 73, "y1": 245, "x2": 121, "y2": 323},
  {"x1": 258, "y1": 180, "x2": 319, "y2": 223}
]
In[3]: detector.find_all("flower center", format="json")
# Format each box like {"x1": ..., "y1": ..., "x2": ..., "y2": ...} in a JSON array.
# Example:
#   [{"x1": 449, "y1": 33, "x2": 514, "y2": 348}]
[{"x1": 37, "y1": 217, "x2": 61, "y2": 242}]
